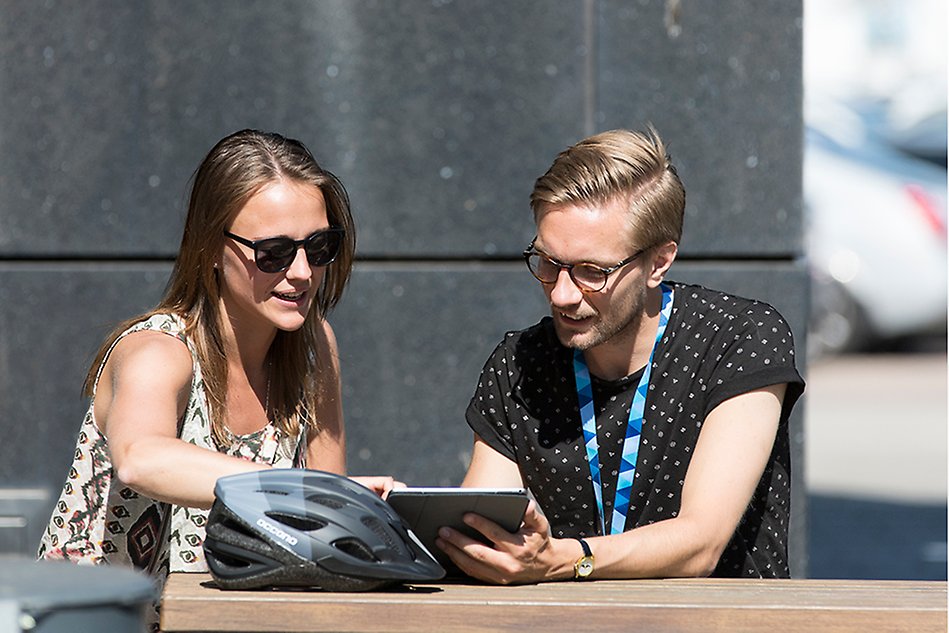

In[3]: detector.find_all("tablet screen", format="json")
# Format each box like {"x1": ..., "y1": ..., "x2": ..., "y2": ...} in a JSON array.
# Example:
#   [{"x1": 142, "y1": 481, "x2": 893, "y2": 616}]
[{"x1": 387, "y1": 488, "x2": 529, "y2": 575}]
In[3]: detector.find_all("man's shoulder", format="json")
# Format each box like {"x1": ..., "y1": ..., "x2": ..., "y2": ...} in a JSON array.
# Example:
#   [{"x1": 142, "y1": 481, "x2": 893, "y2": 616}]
[
  {"x1": 497, "y1": 316, "x2": 556, "y2": 347},
  {"x1": 482, "y1": 316, "x2": 564, "y2": 370},
  {"x1": 668, "y1": 281, "x2": 797, "y2": 353},
  {"x1": 670, "y1": 281, "x2": 788, "y2": 323},
  {"x1": 672, "y1": 281, "x2": 755, "y2": 307}
]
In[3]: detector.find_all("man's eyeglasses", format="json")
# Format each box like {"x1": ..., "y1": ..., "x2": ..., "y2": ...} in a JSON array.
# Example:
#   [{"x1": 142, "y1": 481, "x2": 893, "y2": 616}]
[
  {"x1": 523, "y1": 242, "x2": 645, "y2": 293},
  {"x1": 224, "y1": 228, "x2": 344, "y2": 273}
]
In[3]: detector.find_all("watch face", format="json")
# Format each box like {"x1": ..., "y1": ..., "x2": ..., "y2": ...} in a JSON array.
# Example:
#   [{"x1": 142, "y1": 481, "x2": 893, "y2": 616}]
[{"x1": 577, "y1": 557, "x2": 594, "y2": 577}]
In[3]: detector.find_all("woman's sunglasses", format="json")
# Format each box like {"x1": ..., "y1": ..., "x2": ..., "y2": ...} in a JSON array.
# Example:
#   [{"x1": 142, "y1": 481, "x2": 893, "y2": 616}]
[{"x1": 224, "y1": 228, "x2": 345, "y2": 273}]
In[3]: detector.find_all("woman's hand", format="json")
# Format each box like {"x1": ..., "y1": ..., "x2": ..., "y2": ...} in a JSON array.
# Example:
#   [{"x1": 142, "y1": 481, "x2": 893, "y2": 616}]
[{"x1": 349, "y1": 476, "x2": 405, "y2": 499}]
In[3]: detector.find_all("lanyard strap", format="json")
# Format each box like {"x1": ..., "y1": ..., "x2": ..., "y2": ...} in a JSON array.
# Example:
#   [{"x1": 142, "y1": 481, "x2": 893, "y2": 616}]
[{"x1": 574, "y1": 282, "x2": 674, "y2": 535}]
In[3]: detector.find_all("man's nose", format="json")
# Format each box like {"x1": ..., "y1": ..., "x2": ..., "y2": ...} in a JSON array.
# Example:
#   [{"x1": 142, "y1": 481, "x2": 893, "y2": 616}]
[{"x1": 549, "y1": 268, "x2": 583, "y2": 307}]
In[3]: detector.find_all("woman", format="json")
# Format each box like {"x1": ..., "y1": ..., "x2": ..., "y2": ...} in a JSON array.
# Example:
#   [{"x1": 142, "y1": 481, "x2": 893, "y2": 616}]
[{"x1": 37, "y1": 129, "x2": 389, "y2": 611}]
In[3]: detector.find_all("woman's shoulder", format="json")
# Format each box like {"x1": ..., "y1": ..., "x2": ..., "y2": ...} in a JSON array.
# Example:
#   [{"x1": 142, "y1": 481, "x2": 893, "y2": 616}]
[
  {"x1": 88, "y1": 321, "x2": 195, "y2": 416},
  {"x1": 310, "y1": 318, "x2": 340, "y2": 367},
  {"x1": 115, "y1": 327, "x2": 191, "y2": 361},
  {"x1": 122, "y1": 312, "x2": 188, "y2": 339},
  {"x1": 316, "y1": 317, "x2": 338, "y2": 348},
  {"x1": 108, "y1": 319, "x2": 194, "y2": 383}
]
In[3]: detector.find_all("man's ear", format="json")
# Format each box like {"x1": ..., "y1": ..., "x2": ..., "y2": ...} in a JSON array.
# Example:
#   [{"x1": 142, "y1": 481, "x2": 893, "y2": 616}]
[{"x1": 647, "y1": 241, "x2": 677, "y2": 287}]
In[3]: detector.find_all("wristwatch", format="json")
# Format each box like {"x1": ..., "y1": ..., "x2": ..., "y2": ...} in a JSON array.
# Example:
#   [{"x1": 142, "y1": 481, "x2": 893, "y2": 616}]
[{"x1": 573, "y1": 537, "x2": 595, "y2": 580}]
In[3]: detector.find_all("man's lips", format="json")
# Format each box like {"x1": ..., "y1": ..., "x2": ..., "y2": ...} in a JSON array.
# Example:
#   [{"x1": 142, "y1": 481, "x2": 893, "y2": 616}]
[{"x1": 556, "y1": 311, "x2": 593, "y2": 325}]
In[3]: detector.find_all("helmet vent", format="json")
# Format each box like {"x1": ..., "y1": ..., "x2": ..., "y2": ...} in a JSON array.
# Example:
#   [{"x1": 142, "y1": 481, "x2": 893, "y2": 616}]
[
  {"x1": 211, "y1": 549, "x2": 253, "y2": 569},
  {"x1": 220, "y1": 516, "x2": 251, "y2": 534},
  {"x1": 334, "y1": 537, "x2": 377, "y2": 562},
  {"x1": 265, "y1": 511, "x2": 327, "y2": 532},
  {"x1": 361, "y1": 516, "x2": 399, "y2": 551},
  {"x1": 307, "y1": 495, "x2": 345, "y2": 510}
]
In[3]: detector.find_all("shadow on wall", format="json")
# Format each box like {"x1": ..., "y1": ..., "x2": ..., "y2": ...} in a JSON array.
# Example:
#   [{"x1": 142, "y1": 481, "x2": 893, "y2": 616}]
[{"x1": 808, "y1": 494, "x2": 947, "y2": 580}]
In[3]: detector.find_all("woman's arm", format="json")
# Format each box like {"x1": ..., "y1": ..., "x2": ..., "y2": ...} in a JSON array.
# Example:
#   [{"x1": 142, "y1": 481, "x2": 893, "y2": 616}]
[{"x1": 97, "y1": 331, "x2": 268, "y2": 510}]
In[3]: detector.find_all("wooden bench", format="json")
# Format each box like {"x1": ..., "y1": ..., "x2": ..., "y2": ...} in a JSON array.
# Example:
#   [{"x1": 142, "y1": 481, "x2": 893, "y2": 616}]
[{"x1": 160, "y1": 573, "x2": 947, "y2": 632}]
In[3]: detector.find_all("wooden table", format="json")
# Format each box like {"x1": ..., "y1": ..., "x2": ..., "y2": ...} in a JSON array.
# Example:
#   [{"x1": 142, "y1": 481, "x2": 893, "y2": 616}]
[{"x1": 161, "y1": 573, "x2": 947, "y2": 633}]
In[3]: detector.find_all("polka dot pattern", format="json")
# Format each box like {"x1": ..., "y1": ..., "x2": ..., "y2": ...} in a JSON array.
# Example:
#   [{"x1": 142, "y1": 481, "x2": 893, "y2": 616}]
[{"x1": 465, "y1": 282, "x2": 805, "y2": 578}]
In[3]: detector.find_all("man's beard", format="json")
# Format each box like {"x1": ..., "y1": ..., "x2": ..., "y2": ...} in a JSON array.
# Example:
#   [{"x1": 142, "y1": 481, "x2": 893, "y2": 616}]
[{"x1": 553, "y1": 281, "x2": 648, "y2": 352}]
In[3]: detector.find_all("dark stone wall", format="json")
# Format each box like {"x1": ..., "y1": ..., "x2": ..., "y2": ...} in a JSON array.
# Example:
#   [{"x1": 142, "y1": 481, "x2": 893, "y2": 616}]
[{"x1": 0, "y1": 0, "x2": 806, "y2": 572}]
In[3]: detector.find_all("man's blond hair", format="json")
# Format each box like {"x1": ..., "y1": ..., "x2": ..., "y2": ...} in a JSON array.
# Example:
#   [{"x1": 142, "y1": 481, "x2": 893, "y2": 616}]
[{"x1": 530, "y1": 127, "x2": 685, "y2": 251}]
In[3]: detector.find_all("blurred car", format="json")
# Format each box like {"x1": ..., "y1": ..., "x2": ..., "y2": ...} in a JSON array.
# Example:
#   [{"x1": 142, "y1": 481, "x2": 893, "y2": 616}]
[
  {"x1": 884, "y1": 79, "x2": 947, "y2": 167},
  {"x1": 805, "y1": 98, "x2": 948, "y2": 357}
]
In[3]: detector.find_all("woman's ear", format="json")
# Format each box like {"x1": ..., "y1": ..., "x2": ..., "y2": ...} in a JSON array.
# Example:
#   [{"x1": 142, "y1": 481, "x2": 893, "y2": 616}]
[{"x1": 647, "y1": 241, "x2": 677, "y2": 287}]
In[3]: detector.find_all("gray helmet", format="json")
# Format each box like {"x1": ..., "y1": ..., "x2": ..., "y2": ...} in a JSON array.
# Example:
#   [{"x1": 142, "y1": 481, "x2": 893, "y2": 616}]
[{"x1": 203, "y1": 469, "x2": 445, "y2": 591}]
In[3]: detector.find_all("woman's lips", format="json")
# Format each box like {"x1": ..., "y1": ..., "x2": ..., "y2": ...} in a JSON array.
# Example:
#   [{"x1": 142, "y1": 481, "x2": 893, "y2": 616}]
[{"x1": 273, "y1": 289, "x2": 307, "y2": 303}]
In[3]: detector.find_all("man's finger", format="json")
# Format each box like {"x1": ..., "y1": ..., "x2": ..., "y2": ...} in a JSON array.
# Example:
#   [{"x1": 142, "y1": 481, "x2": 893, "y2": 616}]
[{"x1": 436, "y1": 534, "x2": 506, "y2": 584}]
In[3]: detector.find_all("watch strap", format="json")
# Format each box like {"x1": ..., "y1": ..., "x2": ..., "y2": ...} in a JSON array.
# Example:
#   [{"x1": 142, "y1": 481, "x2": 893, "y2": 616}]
[
  {"x1": 573, "y1": 537, "x2": 594, "y2": 580},
  {"x1": 575, "y1": 537, "x2": 592, "y2": 557}
]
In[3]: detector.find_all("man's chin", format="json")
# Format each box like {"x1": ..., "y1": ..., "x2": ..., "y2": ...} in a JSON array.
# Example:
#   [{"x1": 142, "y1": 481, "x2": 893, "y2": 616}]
[{"x1": 553, "y1": 322, "x2": 595, "y2": 351}]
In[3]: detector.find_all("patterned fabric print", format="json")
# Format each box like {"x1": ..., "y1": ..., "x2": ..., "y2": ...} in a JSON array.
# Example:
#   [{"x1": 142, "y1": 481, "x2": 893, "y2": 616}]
[
  {"x1": 37, "y1": 314, "x2": 305, "y2": 630},
  {"x1": 170, "y1": 363, "x2": 301, "y2": 573},
  {"x1": 465, "y1": 282, "x2": 805, "y2": 578}
]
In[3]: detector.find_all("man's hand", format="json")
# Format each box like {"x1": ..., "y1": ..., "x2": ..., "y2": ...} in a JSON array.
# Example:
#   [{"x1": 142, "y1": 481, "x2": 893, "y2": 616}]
[{"x1": 434, "y1": 500, "x2": 578, "y2": 584}]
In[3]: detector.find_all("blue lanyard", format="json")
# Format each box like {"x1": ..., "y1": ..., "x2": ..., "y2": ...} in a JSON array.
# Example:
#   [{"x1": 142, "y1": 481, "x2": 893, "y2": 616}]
[{"x1": 573, "y1": 283, "x2": 673, "y2": 535}]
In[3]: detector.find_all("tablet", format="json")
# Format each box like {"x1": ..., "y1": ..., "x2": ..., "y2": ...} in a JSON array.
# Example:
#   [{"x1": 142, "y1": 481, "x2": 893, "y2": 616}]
[{"x1": 386, "y1": 487, "x2": 529, "y2": 574}]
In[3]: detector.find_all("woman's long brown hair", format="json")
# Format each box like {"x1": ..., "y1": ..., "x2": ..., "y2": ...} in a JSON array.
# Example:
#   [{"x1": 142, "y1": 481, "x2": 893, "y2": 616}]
[{"x1": 84, "y1": 130, "x2": 356, "y2": 447}]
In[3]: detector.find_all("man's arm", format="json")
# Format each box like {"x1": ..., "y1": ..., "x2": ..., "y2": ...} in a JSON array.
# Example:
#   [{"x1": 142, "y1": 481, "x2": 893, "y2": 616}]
[
  {"x1": 461, "y1": 436, "x2": 525, "y2": 488},
  {"x1": 438, "y1": 384, "x2": 786, "y2": 582}
]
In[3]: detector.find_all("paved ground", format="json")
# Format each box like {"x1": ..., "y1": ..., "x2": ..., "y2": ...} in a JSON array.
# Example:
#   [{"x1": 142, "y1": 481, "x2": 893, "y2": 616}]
[
  {"x1": 805, "y1": 350, "x2": 947, "y2": 579},
  {"x1": 805, "y1": 352, "x2": 947, "y2": 502}
]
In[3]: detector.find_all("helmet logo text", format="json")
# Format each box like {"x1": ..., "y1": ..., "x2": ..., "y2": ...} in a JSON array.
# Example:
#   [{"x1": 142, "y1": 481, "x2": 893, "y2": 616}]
[{"x1": 256, "y1": 518, "x2": 299, "y2": 546}]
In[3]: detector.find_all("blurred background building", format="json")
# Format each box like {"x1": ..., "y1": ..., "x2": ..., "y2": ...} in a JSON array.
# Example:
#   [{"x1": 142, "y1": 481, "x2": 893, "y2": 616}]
[
  {"x1": 804, "y1": 0, "x2": 946, "y2": 357},
  {"x1": 0, "y1": 0, "x2": 809, "y2": 572},
  {"x1": 802, "y1": 0, "x2": 947, "y2": 580}
]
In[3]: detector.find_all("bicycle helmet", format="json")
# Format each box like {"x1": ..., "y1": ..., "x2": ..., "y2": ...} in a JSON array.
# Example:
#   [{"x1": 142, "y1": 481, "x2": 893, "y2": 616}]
[{"x1": 203, "y1": 469, "x2": 445, "y2": 591}]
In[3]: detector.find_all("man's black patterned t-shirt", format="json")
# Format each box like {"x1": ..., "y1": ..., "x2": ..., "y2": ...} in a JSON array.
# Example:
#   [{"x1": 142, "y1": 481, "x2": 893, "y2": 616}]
[{"x1": 466, "y1": 282, "x2": 805, "y2": 578}]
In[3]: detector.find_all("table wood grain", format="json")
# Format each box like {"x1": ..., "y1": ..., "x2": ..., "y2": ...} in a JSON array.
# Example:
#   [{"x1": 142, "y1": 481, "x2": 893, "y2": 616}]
[{"x1": 160, "y1": 573, "x2": 947, "y2": 633}]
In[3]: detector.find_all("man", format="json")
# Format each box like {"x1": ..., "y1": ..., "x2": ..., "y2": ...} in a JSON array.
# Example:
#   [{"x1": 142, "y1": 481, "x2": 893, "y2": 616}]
[{"x1": 435, "y1": 128, "x2": 805, "y2": 583}]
